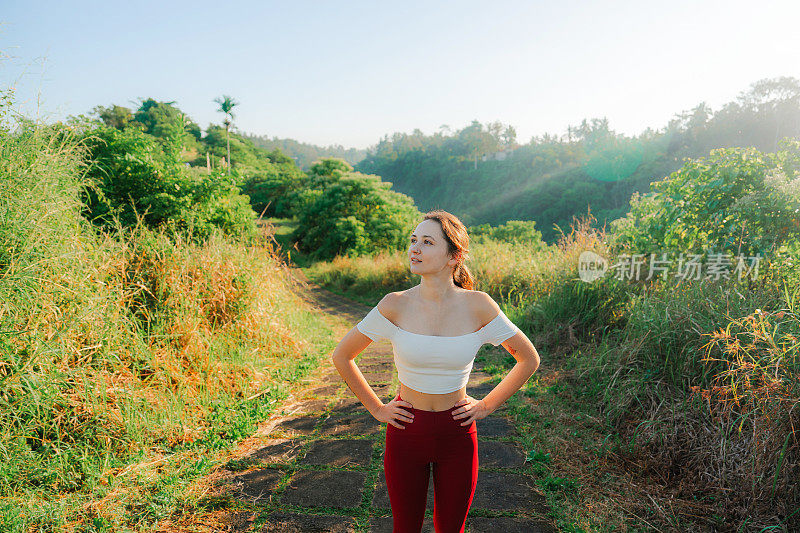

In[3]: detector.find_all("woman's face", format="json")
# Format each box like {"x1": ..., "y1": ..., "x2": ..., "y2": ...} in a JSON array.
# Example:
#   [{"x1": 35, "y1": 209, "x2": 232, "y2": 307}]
[{"x1": 408, "y1": 219, "x2": 458, "y2": 274}]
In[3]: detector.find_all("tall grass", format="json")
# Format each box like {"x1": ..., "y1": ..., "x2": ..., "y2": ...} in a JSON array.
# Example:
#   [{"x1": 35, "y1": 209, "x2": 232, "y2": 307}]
[
  {"x1": 0, "y1": 98, "x2": 331, "y2": 530},
  {"x1": 306, "y1": 225, "x2": 562, "y2": 306},
  {"x1": 693, "y1": 294, "x2": 800, "y2": 515}
]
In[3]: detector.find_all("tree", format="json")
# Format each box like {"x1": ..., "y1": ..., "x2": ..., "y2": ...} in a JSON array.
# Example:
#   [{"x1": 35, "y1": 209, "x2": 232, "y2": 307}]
[
  {"x1": 458, "y1": 120, "x2": 501, "y2": 169},
  {"x1": 737, "y1": 77, "x2": 800, "y2": 151},
  {"x1": 293, "y1": 171, "x2": 421, "y2": 260},
  {"x1": 501, "y1": 125, "x2": 517, "y2": 148},
  {"x1": 133, "y1": 98, "x2": 178, "y2": 135},
  {"x1": 124, "y1": 98, "x2": 202, "y2": 157},
  {"x1": 92, "y1": 104, "x2": 133, "y2": 130},
  {"x1": 214, "y1": 95, "x2": 240, "y2": 175}
]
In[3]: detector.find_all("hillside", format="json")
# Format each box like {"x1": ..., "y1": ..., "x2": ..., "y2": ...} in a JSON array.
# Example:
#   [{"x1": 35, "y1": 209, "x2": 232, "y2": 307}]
[{"x1": 356, "y1": 77, "x2": 800, "y2": 242}]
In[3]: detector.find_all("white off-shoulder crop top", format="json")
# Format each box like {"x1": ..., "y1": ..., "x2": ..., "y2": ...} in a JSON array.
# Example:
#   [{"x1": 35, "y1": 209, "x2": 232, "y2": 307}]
[{"x1": 355, "y1": 305, "x2": 520, "y2": 394}]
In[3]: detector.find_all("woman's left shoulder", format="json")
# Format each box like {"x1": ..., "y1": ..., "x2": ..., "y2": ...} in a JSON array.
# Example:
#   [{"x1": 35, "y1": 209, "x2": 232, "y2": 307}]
[{"x1": 464, "y1": 290, "x2": 501, "y2": 322}]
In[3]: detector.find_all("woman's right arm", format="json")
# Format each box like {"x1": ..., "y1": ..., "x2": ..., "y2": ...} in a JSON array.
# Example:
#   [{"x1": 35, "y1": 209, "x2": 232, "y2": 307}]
[
  {"x1": 331, "y1": 328, "x2": 386, "y2": 416},
  {"x1": 331, "y1": 301, "x2": 414, "y2": 429}
]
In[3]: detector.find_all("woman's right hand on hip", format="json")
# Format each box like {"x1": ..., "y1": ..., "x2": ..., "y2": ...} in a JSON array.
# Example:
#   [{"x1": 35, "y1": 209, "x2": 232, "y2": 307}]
[{"x1": 372, "y1": 398, "x2": 415, "y2": 429}]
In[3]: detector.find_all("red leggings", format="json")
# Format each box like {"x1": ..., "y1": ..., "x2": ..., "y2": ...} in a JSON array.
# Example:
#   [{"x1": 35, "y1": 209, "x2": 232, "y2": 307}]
[{"x1": 383, "y1": 394, "x2": 479, "y2": 533}]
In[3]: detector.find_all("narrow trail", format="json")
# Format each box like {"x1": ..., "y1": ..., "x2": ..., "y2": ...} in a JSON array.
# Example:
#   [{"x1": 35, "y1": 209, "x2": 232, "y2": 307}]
[{"x1": 166, "y1": 268, "x2": 558, "y2": 532}]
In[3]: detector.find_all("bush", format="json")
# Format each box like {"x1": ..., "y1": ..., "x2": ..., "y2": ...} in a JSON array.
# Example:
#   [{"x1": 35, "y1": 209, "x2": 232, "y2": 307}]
[
  {"x1": 610, "y1": 142, "x2": 800, "y2": 258},
  {"x1": 80, "y1": 123, "x2": 256, "y2": 240},
  {"x1": 293, "y1": 169, "x2": 421, "y2": 260},
  {"x1": 469, "y1": 219, "x2": 548, "y2": 251}
]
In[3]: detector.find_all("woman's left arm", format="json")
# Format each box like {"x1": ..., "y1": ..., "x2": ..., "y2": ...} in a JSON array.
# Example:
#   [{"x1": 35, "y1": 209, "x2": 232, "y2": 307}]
[{"x1": 452, "y1": 331, "x2": 540, "y2": 425}]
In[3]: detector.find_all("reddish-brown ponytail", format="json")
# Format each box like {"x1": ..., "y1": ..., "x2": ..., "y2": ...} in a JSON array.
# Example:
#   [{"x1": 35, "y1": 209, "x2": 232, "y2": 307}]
[{"x1": 422, "y1": 210, "x2": 475, "y2": 290}]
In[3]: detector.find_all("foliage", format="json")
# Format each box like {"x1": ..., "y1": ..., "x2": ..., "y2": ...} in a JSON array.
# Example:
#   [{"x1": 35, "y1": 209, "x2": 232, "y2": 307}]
[
  {"x1": 91, "y1": 98, "x2": 305, "y2": 196},
  {"x1": 355, "y1": 77, "x2": 800, "y2": 244},
  {"x1": 470, "y1": 219, "x2": 546, "y2": 249},
  {"x1": 94, "y1": 98, "x2": 203, "y2": 151},
  {"x1": 93, "y1": 103, "x2": 134, "y2": 130},
  {"x1": 307, "y1": 157, "x2": 353, "y2": 187},
  {"x1": 239, "y1": 150, "x2": 306, "y2": 217},
  {"x1": 79, "y1": 123, "x2": 256, "y2": 240},
  {"x1": 134, "y1": 98, "x2": 193, "y2": 139},
  {"x1": 610, "y1": 141, "x2": 800, "y2": 258},
  {"x1": 292, "y1": 162, "x2": 421, "y2": 260},
  {"x1": 0, "y1": 100, "x2": 330, "y2": 530}
]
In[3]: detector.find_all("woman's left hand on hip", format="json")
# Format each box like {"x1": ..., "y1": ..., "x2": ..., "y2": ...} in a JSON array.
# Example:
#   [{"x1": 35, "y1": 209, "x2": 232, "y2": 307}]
[{"x1": 451, "y1": 395, "x2": 491, "y2": 426}]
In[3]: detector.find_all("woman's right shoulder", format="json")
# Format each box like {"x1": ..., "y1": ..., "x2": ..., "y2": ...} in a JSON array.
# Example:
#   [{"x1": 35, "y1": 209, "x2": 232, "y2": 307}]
[{"x1": 376, "y1": 289, "x2": 412, "y2": 317}]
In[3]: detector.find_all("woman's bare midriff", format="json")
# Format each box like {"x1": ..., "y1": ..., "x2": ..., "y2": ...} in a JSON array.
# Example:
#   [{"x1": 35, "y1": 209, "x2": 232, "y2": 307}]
[{"x1": 399, "y1": 382, "x2": 466, "y2": 412}]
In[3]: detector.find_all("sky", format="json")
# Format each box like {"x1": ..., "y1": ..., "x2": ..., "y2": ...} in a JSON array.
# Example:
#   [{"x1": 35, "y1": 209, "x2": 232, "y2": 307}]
[{"x1": 2, "y1": 0, "x2": 800, "y2": 150}]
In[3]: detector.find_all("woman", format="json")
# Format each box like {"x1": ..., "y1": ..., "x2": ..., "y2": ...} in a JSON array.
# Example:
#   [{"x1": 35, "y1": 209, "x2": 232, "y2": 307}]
[{"x1": 331, "y1": 210, "x2": 540, "y2": 533}]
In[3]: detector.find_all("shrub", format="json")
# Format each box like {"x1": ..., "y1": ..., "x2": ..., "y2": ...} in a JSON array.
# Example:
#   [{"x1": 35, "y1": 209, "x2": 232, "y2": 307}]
[
  {"x1": 293, "y1": 170, "x2": 421, "y2": 260},
  {"x1": 610, "y1": 142, "x2": 800, "y2": 258},
  {"x1": 80, "y1": 123, "x2": 256, "y2": 240}
]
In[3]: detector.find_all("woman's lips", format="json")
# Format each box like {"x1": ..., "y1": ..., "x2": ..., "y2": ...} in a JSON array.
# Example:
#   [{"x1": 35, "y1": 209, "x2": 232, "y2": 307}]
[{"x1": 411, "y1": 258, "x2": 421, "y2": 263}]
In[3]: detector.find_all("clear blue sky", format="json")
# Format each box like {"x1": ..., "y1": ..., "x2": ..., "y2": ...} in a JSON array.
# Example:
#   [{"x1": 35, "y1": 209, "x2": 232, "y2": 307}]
[{"x1": 2, "y1": 0, "x2": 799, "y2": 150}]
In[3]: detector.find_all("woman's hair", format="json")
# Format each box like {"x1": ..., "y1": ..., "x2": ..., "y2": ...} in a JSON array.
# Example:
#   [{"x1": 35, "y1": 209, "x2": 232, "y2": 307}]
[{"x1": 422, "y1": 209, "x2": 475, "y2": 290}]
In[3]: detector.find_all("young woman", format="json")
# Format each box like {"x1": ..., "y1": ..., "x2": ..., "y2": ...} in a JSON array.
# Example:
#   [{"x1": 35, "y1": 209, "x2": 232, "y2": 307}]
[{"x1": 331, "y1": 210, "x2": 540, "y2": 533}]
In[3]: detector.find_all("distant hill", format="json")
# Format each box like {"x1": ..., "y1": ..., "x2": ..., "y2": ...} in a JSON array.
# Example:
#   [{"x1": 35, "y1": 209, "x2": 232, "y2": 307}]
[
  {"x1": 355, "y1": 76, "x2": 800, "y2": 243},
  {"x1": 240, "y1": 132, "x2": 367, "y2": 170}
]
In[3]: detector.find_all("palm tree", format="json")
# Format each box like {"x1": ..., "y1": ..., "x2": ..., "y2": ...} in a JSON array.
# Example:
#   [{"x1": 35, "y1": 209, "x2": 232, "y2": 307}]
[{"x1": 213, "y1": 95, "x2": 239, "y2": 175}]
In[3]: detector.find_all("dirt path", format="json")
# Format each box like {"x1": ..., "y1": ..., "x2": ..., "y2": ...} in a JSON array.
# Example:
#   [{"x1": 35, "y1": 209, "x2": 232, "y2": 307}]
[{"x1": 166, "y1": 269, "x2": 558, "y2": 532}]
